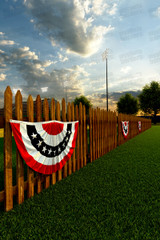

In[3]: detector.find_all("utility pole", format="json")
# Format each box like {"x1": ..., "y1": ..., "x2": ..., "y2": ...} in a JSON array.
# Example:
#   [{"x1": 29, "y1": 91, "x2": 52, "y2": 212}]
[{"x1": 102, "y1": 48, "x2": 109, "y2": 111}]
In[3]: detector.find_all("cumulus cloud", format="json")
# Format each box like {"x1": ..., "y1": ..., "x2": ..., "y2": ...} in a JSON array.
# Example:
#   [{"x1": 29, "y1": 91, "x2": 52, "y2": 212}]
[
  {"x1": 24, "y1": 0, "x2": 114, "y2": 56},
  {"x1": 0, "y1": 40, "x2": 15, "y2": 45},
  {"x1": 0, "y1": 73, "x2": 6, "y2": 81},
  {"x1": 0, "y1": 40, "x2": 85, "y2": 101}
]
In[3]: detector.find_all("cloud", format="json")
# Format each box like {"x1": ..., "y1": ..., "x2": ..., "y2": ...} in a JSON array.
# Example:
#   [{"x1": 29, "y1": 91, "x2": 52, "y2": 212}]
[
  {"x1": 0, "y1": 73, "x2": 6, "y2": 81},
  {"x1": 153, "y1": 7, "x2": 160, "y2": 18},
  {"x1": 24, "y1": 0, "x2": 114, "y2": 56},
  {"x1": 91, "y1": 0, "x2": 109, "y2": 16},
  {"x1": 120, "y1": 66, "x2": 131, "y2": 74},
  {"x1": 0, "y1": 40, "x2": 15, "y2": 45},
  {"x1": 58, "y1": 53, "x2": 68, "y2": 62},
  {"x1": 0, "y1": 32, "x2": 5, "y2": 36},
  {"x1": 107, "y1": 3, "x2": 118, "y2": 16},
  {"x1": 0, "y1": 39, "x2": 86, "y2": 101}
]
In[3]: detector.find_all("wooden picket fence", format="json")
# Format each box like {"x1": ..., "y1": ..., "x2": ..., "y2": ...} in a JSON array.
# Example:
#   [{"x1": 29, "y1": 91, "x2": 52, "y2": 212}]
[
  {"x1": 118, "y1": 113, "x2": 151, "y2": 146},
  {"x1": 0, "y1": 86, "x2": 151, "y2": 212}
]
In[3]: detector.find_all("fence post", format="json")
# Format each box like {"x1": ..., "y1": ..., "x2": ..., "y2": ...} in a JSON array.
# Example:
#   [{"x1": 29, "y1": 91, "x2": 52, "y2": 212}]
[
  {"x1": 27, "y1": 95, "x2": 34, "y2": 198},
  {"x1": 50, "y1": 98, "x2": 56, "y2": 185},
  {"x1": 15, "y1": 90, "x2": 24, "y2": 205},
  {"x1": 4, "y1": 86, "x2": 13, "y2": 211},
  {"x1": 43, "y1": 98, "x2": 50, "y2": 189},
  {"x1": 71, "y1": 102, "x2": 76, "y2": 172},
  {"x1": 36, "y1": 95, "x2": 43, "y2": 193},
  {"x1": 62, "y1": 98, "x2": 67, "y2": 178}
]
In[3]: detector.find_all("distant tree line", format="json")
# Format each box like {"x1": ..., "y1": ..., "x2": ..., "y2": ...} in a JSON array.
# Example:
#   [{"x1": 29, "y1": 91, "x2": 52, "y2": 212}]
[
  {"x1": 117, "y1": 81, "x2": 160, "y2": 124},
  {"x1": 73, "y1": 81, "x2": 160, "y2": 124}
]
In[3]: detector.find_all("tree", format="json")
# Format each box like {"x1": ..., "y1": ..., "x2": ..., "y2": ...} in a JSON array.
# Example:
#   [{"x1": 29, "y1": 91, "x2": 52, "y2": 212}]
[
  {"x1": 117, "y1": 93, "x2": 139, "y2": 114},
  {"x1": 138, "y1": 81, "x2": 160, "y2": 123},
  {"x1": 74, "y1": 95, "x2": 92, "y2": 114}
]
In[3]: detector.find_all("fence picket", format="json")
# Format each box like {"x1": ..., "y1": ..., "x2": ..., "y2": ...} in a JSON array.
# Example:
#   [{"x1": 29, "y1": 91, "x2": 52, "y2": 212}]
[
  {"x1": 76, "y1": 105, "x2": 80, "y2": 170},
  {"x1": 43, "y1": 98, "x2": 50, "y2": 189},
  {"x1": 83, "y1": 105, "x2": 87, "y2": 166},
  {"x1": 27, "y1": 95, "x2": 34, "y2": 198},
  {"x1": 50, "y1": 98, "x2": 56, "y2": 185},
  {"x1": 36, "y1": 95, "x2": 43, "y2": 193},
  {"x1": 15, "y1": 90, "x2": 24, "y2": 205},
  {"x1": 67, "y1": 103, "x2": 72, "y2": 175},
  {"x1": 56, "y1": 101, "x2": 62, "y2": 181},
  {"x1": 62, "y1": 98, "x2": 67, "y2": 178},
  {"x1": 92, "y1": 109, "x2": 95, "y2": 161},
  {"x1": 79, "y1": 103, "x2": 83, "y2": 168},
  {"x1": 71, "y1": 103, "x2": 76, "y2": 172},
  {"x1": 89, "y1": 107, "x2": 92, "y2": 162},
  {"x1": 4, "y1": 86, "x2": 13, "y2": 211}
]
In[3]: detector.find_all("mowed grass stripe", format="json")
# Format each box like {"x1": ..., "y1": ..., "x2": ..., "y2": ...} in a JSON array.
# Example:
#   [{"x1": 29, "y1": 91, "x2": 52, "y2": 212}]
[{"x1": 0, "y1": 126, "x2": 160, "y2": 239}]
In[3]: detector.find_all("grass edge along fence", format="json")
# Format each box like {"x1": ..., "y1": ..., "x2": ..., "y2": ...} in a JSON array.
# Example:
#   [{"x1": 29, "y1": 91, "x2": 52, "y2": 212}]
[{"x1": 0, "y1": 86, "x2": 151, "y2": 212}]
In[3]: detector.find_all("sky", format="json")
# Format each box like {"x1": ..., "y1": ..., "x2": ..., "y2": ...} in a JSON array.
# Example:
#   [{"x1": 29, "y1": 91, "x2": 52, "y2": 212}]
[{"x1": 0, "y1": 0, "x2": 160, "y2": 110}]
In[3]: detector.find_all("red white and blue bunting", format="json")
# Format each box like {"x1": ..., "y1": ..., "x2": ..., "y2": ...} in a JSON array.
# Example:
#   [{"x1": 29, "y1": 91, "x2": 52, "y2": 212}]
[
  {"x1": 138, "y1": 121, "x2": 141, "y2": 132},
  {"x1": 121, "y1": 121, "x2": 129, "y2": 139},
  {"x1": 10, "y1": 120, "x2": 79, "y2": 174}
]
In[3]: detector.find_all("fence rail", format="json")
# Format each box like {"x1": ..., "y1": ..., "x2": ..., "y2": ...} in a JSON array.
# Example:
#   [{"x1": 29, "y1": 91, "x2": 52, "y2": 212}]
[{"x1": 0, "y1": 86, "x2": 151, "y2": 212}]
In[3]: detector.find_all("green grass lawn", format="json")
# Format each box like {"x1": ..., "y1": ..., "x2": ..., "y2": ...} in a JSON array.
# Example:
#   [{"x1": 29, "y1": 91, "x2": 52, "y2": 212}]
[{"x1": 0, "y1": 126, "x2": 160, "y2": 239}]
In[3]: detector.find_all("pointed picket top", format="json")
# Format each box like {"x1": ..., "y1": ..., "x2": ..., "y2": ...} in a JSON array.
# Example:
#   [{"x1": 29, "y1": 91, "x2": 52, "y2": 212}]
[
  {"x1": 51, "y1": 98, "x2": 55, "y2": 120},
  {"x1": 36, "y1": 94, "x2": 41, "y2": 103},
  {"x1": 5, "y1": 86, "x2": 12, "y2": 96},
  {"x1": 67, "y1": 102, "x2": 71, "y2": 121},
  {"x1": 62, "y1": 98, "x2": 66, "y2": 121},
  {"x1": 71, "y1": 102, "x2": 74, "y2": 121},
  {"x1": 43, "y1": 98, "x2": 49, "y2": 121},
  {"x1": 36, "y1": 95, "x2": 42, "y2": 122},
  {"x1": 15, "y1": 90, "x2": 23, "y2": 120},
  {"x1": 56, "y1": 101, "x2": 60, "y2": 121},
  {"x1": 27, "y1": 95, "x2": 34, "y2": 122}
]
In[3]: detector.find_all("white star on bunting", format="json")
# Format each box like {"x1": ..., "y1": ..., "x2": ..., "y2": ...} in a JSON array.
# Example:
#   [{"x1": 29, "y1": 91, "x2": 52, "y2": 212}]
[
  {"x1": 42, "y1": 146, "x2": 47, "y2": 153},
  {"x1": 37, "y1": 140, "x2": 42, "y2": 148},
  {"x1": 48, "y1": 149, "x2": 52, "y2": 155},
  {"x1": 31, "y1": 133, "x2": 37, "y2": 139}
]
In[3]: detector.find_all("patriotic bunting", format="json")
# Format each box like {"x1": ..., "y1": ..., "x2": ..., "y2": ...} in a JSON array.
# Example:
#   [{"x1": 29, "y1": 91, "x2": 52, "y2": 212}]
[
  {"x1": 122, "y1": 121, "x2": 129, "y2": 139},
  {"x1": 138, "y1": 121, "x2": 141, "y2": 132},
  {"x1": 10, "y1": 120, "x2": 79, "y2": 174}
]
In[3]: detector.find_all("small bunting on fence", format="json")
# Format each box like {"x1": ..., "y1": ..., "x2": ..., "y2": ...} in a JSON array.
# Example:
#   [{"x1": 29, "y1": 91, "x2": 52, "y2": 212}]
[
  {"x1": 10, "y1": 120, "x2": 79, "y2": 174},
  {"x1": 122, "y1": 121, "x2": 129, "y2": 139},
  {"x1": 138, "y1": 121, "x2": 141, "y2": 132}
]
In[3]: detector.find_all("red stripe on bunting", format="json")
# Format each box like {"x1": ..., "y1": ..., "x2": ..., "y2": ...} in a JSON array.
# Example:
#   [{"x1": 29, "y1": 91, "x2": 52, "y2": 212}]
[{"x1": 42, "y1": 121, "x2": 64, "y2": 135}]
